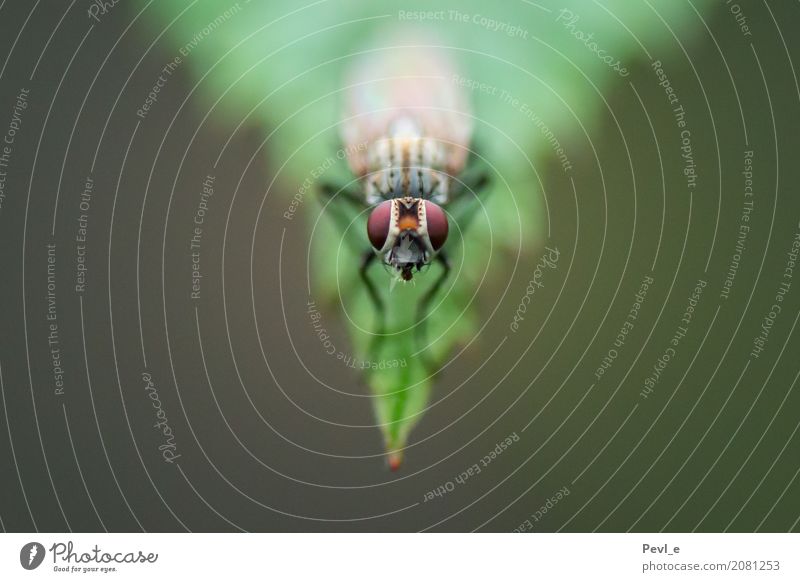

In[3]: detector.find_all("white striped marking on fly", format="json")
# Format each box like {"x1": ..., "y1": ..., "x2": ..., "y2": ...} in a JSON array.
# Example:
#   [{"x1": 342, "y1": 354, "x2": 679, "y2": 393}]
[
  {"x1": 364, "y1": 117, "x2": 449, "y2": 206},
  {"x1": 341, "y1": 39, "x2": 474, "y2": 281},
  {"x1": 362, "y1": 118, "x2": 456, "y2": 281}
]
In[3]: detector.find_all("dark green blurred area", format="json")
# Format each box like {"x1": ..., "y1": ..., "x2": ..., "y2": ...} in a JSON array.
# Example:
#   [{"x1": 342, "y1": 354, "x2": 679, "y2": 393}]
[{"x1": 530, "y1": 4, "x2": 800, "y2": 532}]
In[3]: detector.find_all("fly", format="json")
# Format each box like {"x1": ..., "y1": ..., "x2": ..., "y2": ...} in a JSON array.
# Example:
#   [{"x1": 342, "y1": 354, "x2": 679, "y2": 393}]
[{"x1": 320, "y1": 34, "x2": 490, "y2": 349}]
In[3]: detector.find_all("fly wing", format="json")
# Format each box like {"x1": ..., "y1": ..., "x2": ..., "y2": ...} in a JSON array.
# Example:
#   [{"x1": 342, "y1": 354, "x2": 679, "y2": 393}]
[{"x1": 340, "y1": 30, "x2": 473, "y2": 178}]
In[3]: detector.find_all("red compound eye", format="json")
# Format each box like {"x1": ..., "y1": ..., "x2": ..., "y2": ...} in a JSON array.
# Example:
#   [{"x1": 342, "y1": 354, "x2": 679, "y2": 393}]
[
  {"x1": 367, "y1": 200, "x2": 392, "y2": 250},
  {"x1": 424, "y1": 200, "x2": 448, "y2": 251}
]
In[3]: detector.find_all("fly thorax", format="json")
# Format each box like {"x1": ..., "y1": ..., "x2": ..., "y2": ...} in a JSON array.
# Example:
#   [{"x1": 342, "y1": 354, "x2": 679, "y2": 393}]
[{"x1": 364, "y1": 136, "x2": 450, "y2": 204}]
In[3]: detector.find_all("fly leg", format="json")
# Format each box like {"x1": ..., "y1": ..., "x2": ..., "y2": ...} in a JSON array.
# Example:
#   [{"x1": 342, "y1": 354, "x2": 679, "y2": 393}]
[
  {"x1": 360, "y1": 249, "x2": 387, "y2": 352},
  {"x1": 414, "y1": 165, "x2": 488, "y2": 366},
  {"x1": 447, "y1": 144, "x2": 491, "y2": 205},
  {"x1": 319, "y1": 180, "x2": 365, "y2": 208},
  {"x1": 449, "y1": 183, "x2": 494, "y2": 236},
  {"x1": 450, "y1": 166, "x2": 490, "y2": 202},
  {"x1": 447, "y1": 159, "x2": 492, "y2": 235},
  {"x1": 317, "y1": 182, "x2": 386, "y2": 350},
  {"x1": 415, "y1": 251, "x2": 451, "y2": 364},
  {"x1": 317, "y1": 181, "x2": 368, "y2": 254}
]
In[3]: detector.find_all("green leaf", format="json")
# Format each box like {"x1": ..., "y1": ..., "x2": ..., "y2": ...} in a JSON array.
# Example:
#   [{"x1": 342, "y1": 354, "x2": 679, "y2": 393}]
[{"x1": 148, "y1": 0, "x2": 715, "y2": 466}]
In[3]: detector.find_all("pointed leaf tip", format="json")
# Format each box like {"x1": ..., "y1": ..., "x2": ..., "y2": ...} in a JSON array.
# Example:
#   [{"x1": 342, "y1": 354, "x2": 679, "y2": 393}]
[{"x1": 387, "y1": 451, "x2": 403, "y2": 471}]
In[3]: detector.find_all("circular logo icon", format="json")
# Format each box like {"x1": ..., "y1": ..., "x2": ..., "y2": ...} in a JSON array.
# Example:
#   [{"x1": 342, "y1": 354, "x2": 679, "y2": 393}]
[{"x1": 19, "y1": 542, "x2": 45, "y2": 570}]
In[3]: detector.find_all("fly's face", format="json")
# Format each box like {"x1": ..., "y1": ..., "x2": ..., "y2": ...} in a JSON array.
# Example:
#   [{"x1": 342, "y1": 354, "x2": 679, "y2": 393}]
[{"x1": 367, "y1": 197, "x2": 449, "y2": 281}]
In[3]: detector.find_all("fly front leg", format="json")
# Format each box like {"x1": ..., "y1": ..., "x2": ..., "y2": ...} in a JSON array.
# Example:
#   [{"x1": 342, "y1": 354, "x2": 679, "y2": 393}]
[
  {"x1": 360, "y1": 249, "x2": 387, "y2": 351},
  {"x1": 446, "y1": 160, "x2": 492, "y2": 236},
  {"x1": 449, "y1": 166, "x2": 490, "y2": 203},
  {"x1": 319, "y1": 181, "x2": 387, "y2": 348},
  {"x1": 317, "y1": 180, "x2": 368, "y2": 254},
  {"x1": 415, "y1": 250, "x2": 451, "y2": 359},
  {"x1": 447, "y1": 145, "x2": 491, "y2": 205},
  {"x1": 450, "y1": 185, "x2": 494, "y2": 236},
  {"x1": 319, "y1": 180, "x2": 365, "y2": 209}
]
